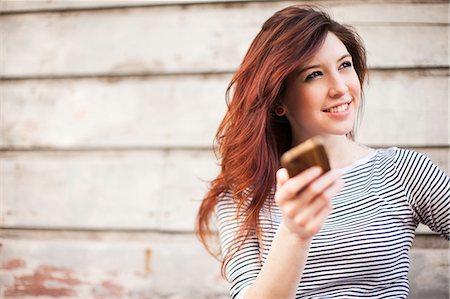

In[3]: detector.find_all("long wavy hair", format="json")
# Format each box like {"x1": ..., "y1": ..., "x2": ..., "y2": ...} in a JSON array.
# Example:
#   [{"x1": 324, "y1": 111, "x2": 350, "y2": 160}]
[{"x1": 196, "y1": 5, "x2": 367, "y2": 276}]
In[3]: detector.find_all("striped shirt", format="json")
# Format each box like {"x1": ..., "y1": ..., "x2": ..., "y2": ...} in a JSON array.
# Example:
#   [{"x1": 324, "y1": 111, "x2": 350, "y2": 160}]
[{"x1": 216, "y1": 147, "x2": 449, "y2": 298}]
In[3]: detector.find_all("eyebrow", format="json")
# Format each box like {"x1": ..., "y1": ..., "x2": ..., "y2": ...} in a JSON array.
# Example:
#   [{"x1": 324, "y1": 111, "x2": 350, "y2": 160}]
[{"x1": 297, "y1": 54, "x2": 352, "y2": 75}]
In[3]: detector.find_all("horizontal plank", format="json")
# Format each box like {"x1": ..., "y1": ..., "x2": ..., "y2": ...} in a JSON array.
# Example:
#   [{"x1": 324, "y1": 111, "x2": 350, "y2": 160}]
[
  {"x1": 358, "y1": 70, "x2": 449, "y2": 146},
  {"x1": 1, "y1": 1, "x2": 448, "y2": 23},
  {"x1": 1, "y1": 70, "x2": 448, "y2": 148},
  {"x1": 0, "y1": 147, "x2": 447, "y2": 230},
  {"x1": 408, "y1": 249, "x2": 450, "y2": 299},
  {"x1": 0, "y1": 234, "x2": 228, "y2": 298},
  {"x1": 1, "y1": 2, "x2": 448, "y2": 77},
  {"x1": 2, "y1": 228, "x2": 446, "y2": 246},
  {"x1": 0, "y1": 75, "x2": 228, "y2": 148},
  {"x1": 0, "y1": 150, "x2": 219, "y2": 231},
  {"x1": 328, "y1": 2, "x2": 449, "y2": 24},
  {"x1": 0, "y1": 0, "x2": 254, "y2": 12},
  {"x1": 0, "y1": 236, "x2": 447, "y2": 298}
]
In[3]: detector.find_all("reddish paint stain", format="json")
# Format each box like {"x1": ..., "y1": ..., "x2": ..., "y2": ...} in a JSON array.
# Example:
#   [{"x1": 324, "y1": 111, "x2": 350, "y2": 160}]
[
  {"x1": 101, "y1": 280, "x2": 124, "y2": 296},
  {"x1": 145, "y1": 249, "x2": 152, "y2": 274},
  {"x1": 5, "y1": 265, "x2": 82, "y2": 297},
  {"x1": 1, "y1": 258, "x2": 26, "y2": 270}
]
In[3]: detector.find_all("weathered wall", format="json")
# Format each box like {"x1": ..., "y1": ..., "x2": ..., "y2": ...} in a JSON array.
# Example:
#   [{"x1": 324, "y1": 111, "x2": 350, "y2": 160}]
[{"x1": 0, "y1": 0, "x2": 448, "y2": 298}]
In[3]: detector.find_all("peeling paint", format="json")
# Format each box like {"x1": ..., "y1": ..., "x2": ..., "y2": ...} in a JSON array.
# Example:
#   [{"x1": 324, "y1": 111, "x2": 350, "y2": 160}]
[
  {"x1": 1, "y1": 258, "x2": 26, "y2": 270},
  {"x1": 4, "y1": 265, "x2": 82, "y2": 297},
  {"x1": 101, "y1": 280, "x2": 124, "y2": 296}
]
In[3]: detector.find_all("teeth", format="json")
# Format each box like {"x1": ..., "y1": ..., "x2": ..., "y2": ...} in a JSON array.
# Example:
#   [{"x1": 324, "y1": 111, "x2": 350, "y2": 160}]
[{"x1": 325, "y1": 101, "x2": 351, "y2": 113}]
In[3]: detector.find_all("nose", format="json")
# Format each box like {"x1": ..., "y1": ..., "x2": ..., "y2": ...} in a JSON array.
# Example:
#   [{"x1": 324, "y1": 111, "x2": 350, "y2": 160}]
[{"x1": 328, "y1": 73, "x2": 349, "y2": 98}]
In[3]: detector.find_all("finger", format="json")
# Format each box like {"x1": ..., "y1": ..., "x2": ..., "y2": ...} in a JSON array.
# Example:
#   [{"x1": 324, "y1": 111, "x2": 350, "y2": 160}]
[
  {"x1": 276, "y1": 168, "x2": 289, "y2": 190},
  {"x1": 276, "y1": 166, "x2": 322, "y2": 205},
  {"x1": 286, "y1": 177, "x2": 343, "y2": 222},
  {"x1": 292, "y1": 196, "x2": 330, "y2": 227},
  {"x1": 304, "y1": 204, "x2": 333, "y2": 236},
  {"x1": 300, "y1": 169, "x2": 343, "y2": 204},
  {"x1": 315, "y1": 177, "x2": 344, "y2": 203}
]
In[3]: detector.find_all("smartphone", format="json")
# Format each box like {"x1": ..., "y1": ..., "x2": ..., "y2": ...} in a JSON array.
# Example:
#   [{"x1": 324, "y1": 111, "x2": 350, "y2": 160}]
[{"x1": 280, "y1": 136, "x2": 331, "y2": 177}]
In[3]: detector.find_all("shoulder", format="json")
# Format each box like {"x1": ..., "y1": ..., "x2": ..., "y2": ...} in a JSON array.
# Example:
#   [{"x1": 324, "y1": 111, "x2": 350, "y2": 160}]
[
  {"x1": 215, "y1": 188, "x2": 252, "y2": 218},
  {"x1": 374, "y1": 146, "x2": 431, "y2": 167},
  {"x1": 216, "y1": 190, "x2": 237, "y2": 215},
  {"x1": 374, "y1": 147, "x2": 447, "y2": 184}
]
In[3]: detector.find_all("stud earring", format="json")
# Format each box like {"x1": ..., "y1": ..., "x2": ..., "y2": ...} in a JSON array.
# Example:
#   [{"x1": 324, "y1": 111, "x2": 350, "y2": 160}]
[{"x1": 275, "y1": 106, "x2": 286, "y2": 116}]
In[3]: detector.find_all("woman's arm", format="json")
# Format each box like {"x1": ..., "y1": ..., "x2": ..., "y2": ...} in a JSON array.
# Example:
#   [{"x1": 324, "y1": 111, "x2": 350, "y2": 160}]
[
  {"x1": 244, "y1": 167, "x2": 343, "y2": 298},
  {"x1": 394, "y1": 149, "x2": 450, "y2": 240}
]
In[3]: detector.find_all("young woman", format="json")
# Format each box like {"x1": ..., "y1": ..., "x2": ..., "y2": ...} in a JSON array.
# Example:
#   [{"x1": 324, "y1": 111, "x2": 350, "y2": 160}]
[{"x1": 196, "y1": 5, "x2": 449, "y2": 299}]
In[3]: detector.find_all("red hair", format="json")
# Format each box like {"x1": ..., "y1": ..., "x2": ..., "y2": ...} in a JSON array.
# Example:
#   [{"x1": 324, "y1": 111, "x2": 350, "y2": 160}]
[{"x1": 196, "y1": 5, "x2": 367, "y2": 275}]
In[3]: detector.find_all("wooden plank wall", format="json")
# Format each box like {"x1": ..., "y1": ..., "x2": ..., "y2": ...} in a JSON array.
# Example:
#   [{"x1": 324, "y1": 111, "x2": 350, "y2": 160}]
[{"x1": 0, "y1": 0, "x2": 448, "y2": 298}]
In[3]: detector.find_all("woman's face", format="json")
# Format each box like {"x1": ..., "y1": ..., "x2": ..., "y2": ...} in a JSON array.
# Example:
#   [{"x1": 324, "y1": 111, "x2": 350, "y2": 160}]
[{"x1": 283, "y1": 32, "x2": 361, "y2": 143}]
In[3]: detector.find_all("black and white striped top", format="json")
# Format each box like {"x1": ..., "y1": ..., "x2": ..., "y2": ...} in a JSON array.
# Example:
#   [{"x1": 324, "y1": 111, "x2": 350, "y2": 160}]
[{"x1": 216, "y1": 147, "x2": 449, "y2": 298}]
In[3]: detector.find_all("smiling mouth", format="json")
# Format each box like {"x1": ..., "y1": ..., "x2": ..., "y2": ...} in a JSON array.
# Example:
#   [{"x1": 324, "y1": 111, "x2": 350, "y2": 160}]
[{"x1": 323, "y1": 101, "x2": 352, "y2": 113}]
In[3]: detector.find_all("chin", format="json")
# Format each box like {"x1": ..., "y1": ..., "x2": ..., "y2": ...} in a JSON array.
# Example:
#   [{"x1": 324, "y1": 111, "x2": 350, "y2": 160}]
[{"x1": 327, "y1": 125, "x2": 354, "y2": 136}]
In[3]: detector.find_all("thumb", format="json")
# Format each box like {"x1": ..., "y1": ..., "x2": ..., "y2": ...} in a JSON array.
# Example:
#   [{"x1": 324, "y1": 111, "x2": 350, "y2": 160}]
[{"x1": 276, "y1": 168, "x2": 289, "y2": 190}]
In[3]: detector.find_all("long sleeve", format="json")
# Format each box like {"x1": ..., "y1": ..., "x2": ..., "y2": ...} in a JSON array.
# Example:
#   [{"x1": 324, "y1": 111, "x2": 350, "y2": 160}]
[
  {"x1": 215, "y1": 192, "x2": 261, "y2": 299},
  {"x1": 394, "y1": 148, "x2": 450, "y2": 239}
]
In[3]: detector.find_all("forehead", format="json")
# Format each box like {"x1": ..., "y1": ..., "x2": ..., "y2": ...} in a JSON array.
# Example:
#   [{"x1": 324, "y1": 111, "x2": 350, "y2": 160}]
[{"x1": 305, "y1": 32, "x2": 349, "y2": 63}]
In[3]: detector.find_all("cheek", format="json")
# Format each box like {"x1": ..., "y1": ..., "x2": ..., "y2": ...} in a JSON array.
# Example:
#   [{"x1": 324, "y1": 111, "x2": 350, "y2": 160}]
[
  {"x1": 287, "y1": 94, "x2": 313, "y2": 119},
  {"x1": 353, "y1": 81, "x2": 362, "y2": 95},
  {"x1": 351, "y1": 72, "x2": 362, "y2": 92},
  {"x1": 284, "y1": 83, "x2": 328, "y2": 114},
  {"x1": 284, "y1": 86, "x2": 304, "y2": 112},
  {"x1": 349, "y1": 76, "x2": 362, "y2": 103},
  {"x1": 295, "y1": 86, "x2": 320, "y2": 108}
]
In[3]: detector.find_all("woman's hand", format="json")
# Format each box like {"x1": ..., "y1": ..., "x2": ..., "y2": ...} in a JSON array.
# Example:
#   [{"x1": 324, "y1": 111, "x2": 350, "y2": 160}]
[{"x1": 274, "y1": 166, "x2": 344, "y2": 242}]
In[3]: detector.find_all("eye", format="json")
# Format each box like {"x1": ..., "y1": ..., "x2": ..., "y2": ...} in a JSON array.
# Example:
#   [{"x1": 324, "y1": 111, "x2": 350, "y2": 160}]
[
  {"x1": 305, "y1": 71, "x2": 323, "y2": 81},
  {"x1": 339, "y1": 61, "x2": 353, "y2": 69}
]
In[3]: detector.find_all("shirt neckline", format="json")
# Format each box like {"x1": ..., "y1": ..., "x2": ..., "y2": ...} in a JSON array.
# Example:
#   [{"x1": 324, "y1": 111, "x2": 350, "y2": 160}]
[{"x1": 336, "y1": 149, "x2": 379, "y2": 173}]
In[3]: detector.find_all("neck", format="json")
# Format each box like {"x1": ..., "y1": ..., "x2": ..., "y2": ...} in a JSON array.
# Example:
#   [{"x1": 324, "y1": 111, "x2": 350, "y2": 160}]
[
  {"x1": 321, "y1": 135, "x2": 358, "y2": 168},
  {"x1": 292, "y1": 134, "x2": 372, "y2": 169}
]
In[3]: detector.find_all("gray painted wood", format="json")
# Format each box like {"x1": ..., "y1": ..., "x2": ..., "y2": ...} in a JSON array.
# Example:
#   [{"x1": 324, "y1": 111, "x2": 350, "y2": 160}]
[
  {"x1": 409, "y1": 249, "x2": 450, "y2": 299},
  {"x1": 1, "y1": 1, "x2": 447, "y2": 24},
  {"x1": 1, "y1": 2, "x2": 448, "y2": 77},
  {"x1": 358, "y1": 70, "x2": 449, "y2": 146},
  {"x1": 0, "y1": 147, "x2": 447, "y2": 230},
  {"x1": 0, "y1": 234, "x2": 228, "y2": 298},
  {"x1": 1, "y1": 1, "x2": 448, "y2": 298},
  {"x1": 0, "y1": 0, "x2": 254, "y2": 12},
  {"x1": 0, "y1": 150, "x2": 218, "y2": 230},
  {"x1": 0, "y1": 75, "x2": 228, "y2": 148},
  {"x1": 0, "y1": 234, "x2": 447, "y2": 298},
  {"x1": 1, "y1": 71, "x2": 448, "y2": 148}
]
